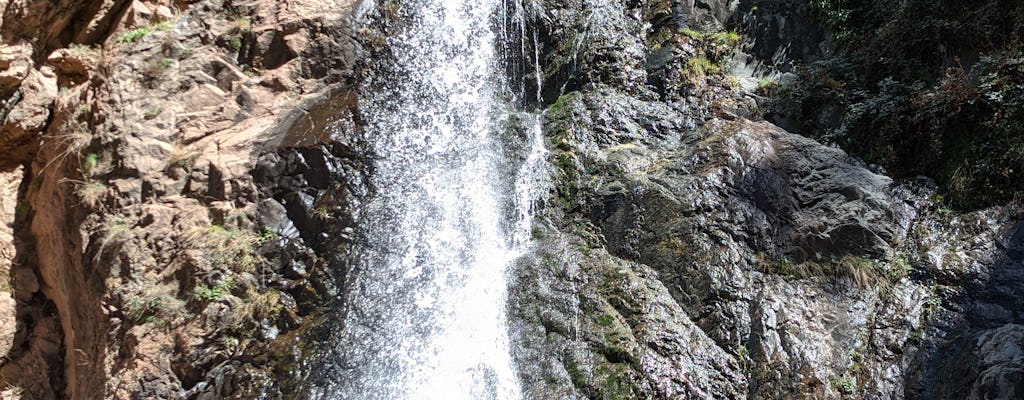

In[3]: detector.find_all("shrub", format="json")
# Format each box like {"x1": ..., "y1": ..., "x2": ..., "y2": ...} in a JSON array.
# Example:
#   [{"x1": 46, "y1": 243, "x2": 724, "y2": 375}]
[
  {"x1": 194, "y1": 277, "x2": 237, "y2": 302},
  {"x1": 769, "y1": 0, "x2": 1024, "y2": 208},
  {"x1": 832, "y1": 377, "x2": 856, "y2": 395},
  {"x1": 187, "y1": 225, "x2": 263, "y2": 273},
  {"x1": 75, "y1": 180, "x2": 106, "y2": 208},
  {"x1": 127, "y1": 281, "x2": 186, "y2": 325},
  {"x1": 763, "y1": 255, "x2": 886, "y2": 288},
  {"x1": 117, "y1": 28, "x2": 151, "y2": 43}
]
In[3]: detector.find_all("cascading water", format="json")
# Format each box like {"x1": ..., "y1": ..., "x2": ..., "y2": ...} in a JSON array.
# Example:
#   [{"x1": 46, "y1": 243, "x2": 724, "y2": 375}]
[{"x1": 308, "y1": 0, "x2": 546, "y2": 399}]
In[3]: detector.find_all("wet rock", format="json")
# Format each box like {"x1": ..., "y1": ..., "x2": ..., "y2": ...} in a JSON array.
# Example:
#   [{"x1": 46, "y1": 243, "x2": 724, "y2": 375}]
[{"x1": 511, "y1": 233, "x2": 745, "y2": 399}]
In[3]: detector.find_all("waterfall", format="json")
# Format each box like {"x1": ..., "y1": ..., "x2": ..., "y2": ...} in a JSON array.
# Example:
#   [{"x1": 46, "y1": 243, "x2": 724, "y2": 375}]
[{"x1": 307, "y1": 0, "x2": 546, "y2": 399}]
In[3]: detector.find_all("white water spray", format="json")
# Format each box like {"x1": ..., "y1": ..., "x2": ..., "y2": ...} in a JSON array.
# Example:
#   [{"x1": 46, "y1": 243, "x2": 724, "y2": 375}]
[{"x1": 310, "y1": 0, "x2": 546, "y2": 399}]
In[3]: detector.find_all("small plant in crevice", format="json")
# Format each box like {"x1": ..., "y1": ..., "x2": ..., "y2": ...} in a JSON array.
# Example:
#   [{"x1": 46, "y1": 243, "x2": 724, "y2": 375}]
[
  {"x1": 82, "y1": 152, "x2": 100, "y2": 175},
  {"x1": 186, "y1": 224, "x2": 263, "y2": 273},
  {"x1": 235, "y1": 288, "x2": 283, "y2": 322},
  {"x1": 909, "y1": 330, "x2": 925, "y2": 344},
  {"x1": 117, "y1": 20, "x2": 175, "y2": 45},
  {"x1": 73, "y1": 180, "x2": 107, "y2": 209},
  {"x1": 14, "y1": 202, "x2": 31, "y2": 221},
  {"x1": 153, "y1": 21, "x2": 174, "y2": 32},
  {"x1": 126, "y1": 281, "x2": 187, "y2": 325},
  {"x1": 228, "y1": 17, "x2": 252, "y2": 34},
  {"x1": 96, "y1": 214, "x2": 132, "y2": 261},
  {"x1": 117, "y1": 28, "x2": 151, "y2": 43},
  {"x1": 3, "y1": 385, "x2": 24, "y2": 395},
  {"x1": 194, "y1": 277, "x2": 237, "y2": 302},
  {"x1": 755, "y1": 78, "x2": 778, "y2": 96},
  {"x1": 924, "y1": 286, "x2": 944, "y2": 316},
  {"x1": 596, "y1": 314, "x2": 616, "y2": 327},
  {"x1": 313, "y1": 206, "x2": 330, "y2": 221},
  {"x1": 220, "y1": 335, "x2": 240, "y2": 353},
  {"x1": 223, "y1": 16, "x2": 252, "y2": 53},
  {"x1": 177, "y1": 48, "x2": 194, "y2": 60},
  {"x1": 674, "y1": 27, "x2": 742, "y2": 83},
  {"x1": 227, "y1": 36, "x2": 243, "y2": 52},
  {"x1": 143, "y1": 106, "x2": 163, "y2": 120},
  {"x1": 40, "y1": 119, "x2": 92, "y2": 173},
  {"x1": 166, "y1": 142, "x2": 199, "y2": 173},
  {"x1": 832, "y1": 377, "x2": 856, "y2": 396},
  {"x1": 144, "y1": 57, "x2": 175, "y2": 79},
  {"x1": 763, "y1": 254, "x2": 888, "y2": 288}
]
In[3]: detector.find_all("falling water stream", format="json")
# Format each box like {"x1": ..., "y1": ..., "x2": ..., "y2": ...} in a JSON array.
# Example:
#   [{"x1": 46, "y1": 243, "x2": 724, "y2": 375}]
[{"x1": 309, "y1": 0, "x2": 545, "y2": 398}]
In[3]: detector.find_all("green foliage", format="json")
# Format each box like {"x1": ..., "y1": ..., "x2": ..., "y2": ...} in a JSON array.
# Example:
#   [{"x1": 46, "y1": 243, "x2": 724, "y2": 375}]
[
  {"x1": 153, "y1": 21, "x2": 174, "y2": 31},
  {"x1": 238, "y1": 288, "x2": 283, "y2": 320},
  {"x1": 553, "y1": 151, "x2": 581, "y2": 210},
  {"x1": 76, "y1": 180, "x2": 107, "y2": 209},
  {"x1": 228, "y1": 36, "x2": 243, "y2": 52},
  {"x1": 83, "y1": 152, "x2": 99, "y2": 173},
  {"x1": 769, "y1": 0, "x2": 1024, "y2": 208},
  {"x1": 881, "y1": 255, "x2": 912, "y2": 283},
  {"x1": 188, "y1": 224, "x2": 266, "y2": 273},
  {"x1": 127, "y1": 284, "x2": 186, "y2": 325},
  {"x1": 260, "y1": 227, "x2": 277, "y2": 243},
  {"x1": 682, "y1": 57, "x2": 722, "y2": 81},
  {"x1": 674, "y1": 28, "x2": 741, "y2": 82},
  {"x1": 194, "y1": 277, "x2": 237, "y2": 302},
  {"x1": 143, "y1": 107, "x2": 163, "y2": 120},
  {"x1": 833, "y1": 377, "x2": 856, "y2": 395},
  {"x1": 117, "y1": 28, "x2": 151, "y2": 43},
  {"x1": 755, "y1": 78, "x2": 778, "y2": 96},
  {"x1": 596, "y1": 314, "x2": 616, "y2": 327}
]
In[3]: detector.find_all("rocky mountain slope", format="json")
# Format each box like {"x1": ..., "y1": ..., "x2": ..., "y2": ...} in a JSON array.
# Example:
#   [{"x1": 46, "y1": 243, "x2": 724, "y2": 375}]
[
  {"x1": 0, "y1": 0, "x2": 358, "y2": 398},
  {"x1": 0, "y1": 0, "x2": 1020, "y2": 399}
]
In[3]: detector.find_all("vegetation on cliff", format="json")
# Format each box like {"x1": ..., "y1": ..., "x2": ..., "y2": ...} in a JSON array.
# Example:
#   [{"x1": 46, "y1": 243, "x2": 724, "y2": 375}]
[{"x1": 769, "y1": 0, "x2": 1024, "y2": 208}]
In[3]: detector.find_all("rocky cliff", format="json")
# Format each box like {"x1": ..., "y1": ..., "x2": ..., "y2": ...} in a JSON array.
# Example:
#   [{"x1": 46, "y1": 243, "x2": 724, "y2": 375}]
[
  {"x1": 0, "y1": 0, "x2": 359, "y2": 398},
  {"x1": 0, "y1": 0, "x2": 1020, "y2": 399}
]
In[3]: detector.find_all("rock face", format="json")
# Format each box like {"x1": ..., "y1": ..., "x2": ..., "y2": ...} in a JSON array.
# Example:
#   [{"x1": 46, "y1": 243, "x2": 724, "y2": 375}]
[
  {"x1": 508, "y1": 0, "x2": 1024, "y2": 399},
  {"x1": 0, "y1": 0, "x2": 360, "y2": 399},
  {"x1": 0, "y1": 0, "x2": 1019, "y2": 399}
]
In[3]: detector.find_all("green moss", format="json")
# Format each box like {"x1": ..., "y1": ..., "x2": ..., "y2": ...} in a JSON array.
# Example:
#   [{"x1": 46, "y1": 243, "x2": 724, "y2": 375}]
[
  {"x1": 595, "y1": 364, "x2": 639, "y2": 400},
  {"x1": 563, "y1": 358, "x2": 587, "y2": 389},
  {"x1": 596, "y1": 314, "x2": 616, "y2": 327},
  {"x1": 553, "y1": 152, "x2": 581, "y2": 210}
]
